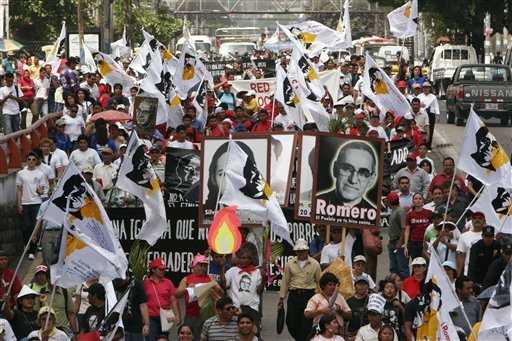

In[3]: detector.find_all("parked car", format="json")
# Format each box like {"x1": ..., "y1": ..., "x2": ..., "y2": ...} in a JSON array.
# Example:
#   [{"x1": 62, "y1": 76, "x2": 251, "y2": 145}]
[{"x1": 446, "y1": 64, "x2": 512, "y2": 126}]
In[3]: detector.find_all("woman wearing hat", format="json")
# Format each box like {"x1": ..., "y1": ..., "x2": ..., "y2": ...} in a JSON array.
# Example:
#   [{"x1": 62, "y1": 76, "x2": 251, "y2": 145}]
[
  {"x1": 26, "y1": 306, "x2": 69, "y2": 341},
  {"x1": 3, "y1": 285, "x2": 39, "y2": 339},
  {"x1": 143, "y1": 258, "x2": 180, "y2": 341},
  {"x1": 175, "y1": 254, "x2": 221, "y2": 341}
]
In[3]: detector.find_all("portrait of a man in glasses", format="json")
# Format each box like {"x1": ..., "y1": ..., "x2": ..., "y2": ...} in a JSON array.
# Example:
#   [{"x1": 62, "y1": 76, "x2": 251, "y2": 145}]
[{"x1": 317, "y1": 140, "x2": 378, "y2": 209}]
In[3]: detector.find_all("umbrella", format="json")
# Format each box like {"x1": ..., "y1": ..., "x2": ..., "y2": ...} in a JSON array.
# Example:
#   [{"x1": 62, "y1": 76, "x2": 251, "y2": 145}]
[
  {"x1": 0, "y1": 38, "x2": 23, "y2": 52},
  {"x1": 90, "y1": 110, "x2": 132, "y2": 122}
]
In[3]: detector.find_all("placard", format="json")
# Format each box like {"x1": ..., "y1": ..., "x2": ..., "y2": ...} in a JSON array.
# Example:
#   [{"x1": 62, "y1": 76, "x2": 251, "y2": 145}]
[
  {"x1": 165, "y1": 147, "x2": 200, "y2": 205},
  {"x1": 133, "y1": 96, "x2": 158, "y2": 136},
  {"x1": 67, "y1": 33, "x2": 100, "y2": 58}
]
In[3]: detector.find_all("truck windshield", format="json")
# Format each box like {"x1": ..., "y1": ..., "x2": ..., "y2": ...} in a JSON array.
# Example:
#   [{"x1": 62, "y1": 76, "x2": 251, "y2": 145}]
[
  {"x1": 458, "y1": 66, "x2": 510, "y2": 82},
  {"x1": 442, "y1": 49, "x2": 469, "y2": 60}
]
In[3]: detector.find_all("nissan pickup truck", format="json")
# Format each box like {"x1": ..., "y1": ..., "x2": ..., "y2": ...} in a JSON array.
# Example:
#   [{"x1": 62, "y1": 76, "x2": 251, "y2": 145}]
[{"x1": 446, "y1": 64, "x2": 512, "y2": 126}]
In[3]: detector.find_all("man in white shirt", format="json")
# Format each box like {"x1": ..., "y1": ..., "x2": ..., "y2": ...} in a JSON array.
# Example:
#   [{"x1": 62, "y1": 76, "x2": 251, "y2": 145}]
[
  {"x1": 0, "y1": 72, "x2": 23, "y2": 134},
  {"x1": 39, "y1": 138, "x2": 69, "y2": 178},
  {"x1": 320, "y1": 227, "x2": 343, "y2": 268},
  {"x1": 168, "y1": 125, "x2": 194, "y2": 150},
  {"x1": 34, "y1": 67, "x2": 50, "y2": 119},
  {"x1": 16, "y1": 151, "x2": 46, "y2": 259},
  {"x1": 63, "y1": 105, "x2": 85, "y2": 143},
  {"x1": 69, "y1": 135, "x2": 102, "y2": 170},
  {"x1": 368, "y1": 113, "x2": 389, "y2": 141},
  {"x1": 410, "y1": 98, "x2": 429, "y2": 140},
  {"x1": 93, "y1": 148, "x2": 118, "y2": 192},
  {"x1": 417, "y1": 82, "x2": 440, "y2": 149},
  {"x1": 456, "y1": 211, "x2": 485, "y2": 276},
  {"x1": 79, "y1": 73, "x2": 100, "y2": 100}
]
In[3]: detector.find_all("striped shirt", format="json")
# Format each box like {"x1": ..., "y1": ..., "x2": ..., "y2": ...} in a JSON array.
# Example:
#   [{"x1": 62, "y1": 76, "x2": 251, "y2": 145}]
[{"x1": 201, "y1": 316, "x2": 239, "y2": 341}]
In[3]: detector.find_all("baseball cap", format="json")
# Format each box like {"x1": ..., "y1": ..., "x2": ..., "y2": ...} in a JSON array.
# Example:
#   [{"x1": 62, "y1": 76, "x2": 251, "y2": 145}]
[
  {"x1": 293, "y1": 238, "x2": 309, "y2": 251},
  {"x1": 423, "y1": 81, "x2": 432, "y2": 87},
  {"x1": 386, "y1": 191, "x2": 399, "y2": 204},
  {"x1": 81, "y1": 165, "x2": 94, "y2": 174},
  {"x1": 412, "y1": 83, "x2": 421, "y2": 89},
  {"x1": 119, "y1": 144, "x2": 127, "y2": 149},
  {"x1": 411, "y1": 257, "x2": 427, "y2": 266},
  {"x1": 354, "y1": 276, "x2": 370, "y2": 285},
  {"x1": 353, "y1": 255, "x2": 367, "y2": 263},
  {"x1": 191, "y1": 254, "x2": 209, "y2": 268},
  {"x1": 35, "y1": 265, "x2": 48, "y2": 273},
  {"x1": 215, "y1": 107, "x2": 224, "y2": 114},
  {"x1": 472, "y1": 211, "x2": 485, "y2": 219},
  {"x1": 406, "y1": 152, "x2": 416, "y2": 160},
  {"x1": 38, "y1": 306, "x2": 56, "y2": 318},
  {"x1": 56, "y1": 117, "x2": 66, "y2": 126},
  {"x1": 149, "y1": 258, "x2": 166, "y2": 270},
  {"x1": 482, "y1": 225, "x2": 495, "y2": 236},
  {"x1": 17, "y1": 285, "x2": 40, "y2": 299},
  {"x1": 439, "y1": 221, "x2": 457, "y2": 230},
  {"x1": 442, "y1": 260, "x2": 456, "y2": 271}
]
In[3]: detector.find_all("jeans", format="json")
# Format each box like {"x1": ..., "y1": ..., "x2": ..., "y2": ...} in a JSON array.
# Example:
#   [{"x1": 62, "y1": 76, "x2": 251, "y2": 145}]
[
  {"x1": 125, "y1": 332, "x2": 145, "y2": 341},
  {"x1": 286, "y1": 290, "x2": 315, "y2": 341},
  {"x1": 146, "y1": 317, "x2": 166, "y2": 341},
  {"x1": 21, "y1": 204, "x2": 40, "y2": 254},
  {"x1": 408, "y1": 240, "x2": 424, "y2": 260},
  {"x1": 3, "y1": 113, "x2": 20, "y2": 134},
  {"x1": 388, "y1": 239, "x2": 410, "y2": 278}
]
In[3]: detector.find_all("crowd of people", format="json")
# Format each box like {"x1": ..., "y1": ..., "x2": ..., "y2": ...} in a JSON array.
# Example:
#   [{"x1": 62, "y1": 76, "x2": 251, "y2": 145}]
[{"x1": 0, "y1": 39, "x2": 509, "y2": 341}]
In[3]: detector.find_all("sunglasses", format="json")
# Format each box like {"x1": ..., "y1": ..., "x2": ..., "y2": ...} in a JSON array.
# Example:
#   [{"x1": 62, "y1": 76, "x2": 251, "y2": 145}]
[{"x1": 27, "y1": 157, "x2": 37, "y2": 161}]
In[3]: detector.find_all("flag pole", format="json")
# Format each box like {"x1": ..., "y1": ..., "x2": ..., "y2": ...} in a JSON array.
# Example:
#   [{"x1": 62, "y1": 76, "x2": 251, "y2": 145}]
[
  {"x1": 454, "y1": 185, "x2": 485, "y2": 226},
  {"x1": 496, "y1": 203, "x2": 512, "y2": 233},
  {"x1": 442, "y1": 168, "x2": 458, "y2": 222}
]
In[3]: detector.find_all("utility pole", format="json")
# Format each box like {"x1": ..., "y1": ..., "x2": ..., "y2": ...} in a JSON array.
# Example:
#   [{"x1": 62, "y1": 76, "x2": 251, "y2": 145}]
[
  {"x1": 77, "y1": 0, "x2": 84, "y2": 60},
  {"x1": 123, "y1": 0, "x2": 132, "y2": 46},
  {"x1": 101, "y1": 0, "x2": 113, "y2": 53}
]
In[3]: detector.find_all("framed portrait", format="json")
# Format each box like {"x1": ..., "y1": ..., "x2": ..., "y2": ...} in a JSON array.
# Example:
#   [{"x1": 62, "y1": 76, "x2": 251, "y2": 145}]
[
  {"x1": 270, "y1": 133, "x2": 297, "y2": 207},
  {"x1": 165, "y1": 147, "x2": 201, "y2": 204},
  {"x1": 294, "y1": 133, "x2": 317, "y2": 220},
  {"x1": 311, "y1": 133, "x2": 384, "y2": 228},
  {"x1": 199, "y1": 136, "x2": 270, "y2": 227},
  {"x1": 133, "y1": 96, "x2": 158, "y2": 135}
]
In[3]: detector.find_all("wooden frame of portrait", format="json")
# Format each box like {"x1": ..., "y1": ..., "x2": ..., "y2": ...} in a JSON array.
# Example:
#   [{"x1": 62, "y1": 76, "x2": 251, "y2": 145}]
[
  {"x1": 198, "y1": 134, "x2": 271, "y2": 228},
  {"x1": 310, "y1": 132, "x2": 385, "y2": 229},
  {"x1": 293, "y1": 132, "x2": 318, "y2": 221},
  {"x1": 269, "y1": 132, "x2": 297, "y2": 208}
]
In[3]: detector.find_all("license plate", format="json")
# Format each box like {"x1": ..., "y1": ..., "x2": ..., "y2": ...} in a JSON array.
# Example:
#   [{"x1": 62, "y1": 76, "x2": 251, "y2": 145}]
[{"x1": 485, "y1": 103, "x2": 499, "y2": 110}]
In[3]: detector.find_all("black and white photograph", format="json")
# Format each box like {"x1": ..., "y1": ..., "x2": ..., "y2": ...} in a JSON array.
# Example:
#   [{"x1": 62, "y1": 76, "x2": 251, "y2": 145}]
[
  {"x1": 312, "y1": 134, "x2": 384, "y2": 228},
  {"x1": 199, "y1": 136, "x2": 270, "y2": 227},
  {"x1": 294, "y1": 133, "x2": 317, "y2": 220},
  {"x1": 133, "y1": 96, "x2": 158, "y2": 135},
  {"x1": 165, "y1": 147, "x2": 201, "y2": 204},
  {"x1": 270, "y1": 133, "x2": 296, "y2": 207}
]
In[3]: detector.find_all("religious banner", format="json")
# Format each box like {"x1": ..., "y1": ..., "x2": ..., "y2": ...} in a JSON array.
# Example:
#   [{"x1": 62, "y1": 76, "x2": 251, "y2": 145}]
[{"x1": 165, "y1": 147, "x2": 201, "y2": 205}]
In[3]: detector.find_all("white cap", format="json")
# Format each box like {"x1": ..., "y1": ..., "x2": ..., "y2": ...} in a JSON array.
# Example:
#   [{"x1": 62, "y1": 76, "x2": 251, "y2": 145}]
[
  {"x1": 334, "y1": 95, "x2": 355, "y2": 107},
  {"x1": 215, "y1": 107, "x2": 224, "y2": 114},
  {"x1": 353, "y1": 255, "x2": 367, "y2": 263},
  {"x1": 404, "y1": 112, "x2": 414, "y2": 120},
  {"x1": 411, "y1": 257, "x2": 427, "y2": 266},
  {"x1": 442, "y1": 260, "x2": 456, "y2": 270},
  {"x1": 293, "y1": 238, "x2": 309, "y2": 251},
  {"x1": 367, "y1": 293, "x2": 386, "y2": 314},
  {"x1": 17, "y1": 285, "x2": 40, "y2": 299}
]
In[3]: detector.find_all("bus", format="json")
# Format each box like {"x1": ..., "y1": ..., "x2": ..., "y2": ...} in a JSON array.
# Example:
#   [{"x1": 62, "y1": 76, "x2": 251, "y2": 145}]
[{"x1": 214, "y1": 27, "x2": 262, "y2": 48}]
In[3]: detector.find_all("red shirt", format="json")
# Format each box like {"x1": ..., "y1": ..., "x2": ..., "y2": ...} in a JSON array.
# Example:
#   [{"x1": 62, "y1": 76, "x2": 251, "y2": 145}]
[
  {"x1": 252, "y1": 120, "x2": 271, "y2": 133},
  {"x1": 143, "y1": 277, "x2": 177, "y2": 317},
  {"x1": 19, "y1": 77, "x2": 35, "y2": 100},
  {"x1": 402, "y1": 276, "x2": 423, "y2": 299},
  {"x1": 184, "y1": 274, "x2": 211, "y2": 317},
  {"x1": 210, "y1": 125, "x2": 230, "y2": 137},
  {"x1": 0, "y1": 269, "x2": 22, "y2": 308},
  {"x1": 406, "y1": 208, "x2": 432, "y2": 241}
]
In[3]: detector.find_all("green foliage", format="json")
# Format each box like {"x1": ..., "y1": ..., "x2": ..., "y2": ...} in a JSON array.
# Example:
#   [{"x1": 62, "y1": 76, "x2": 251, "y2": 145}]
[{"x1": 129, "y1": 239, "x2": 150, "y2": 280}]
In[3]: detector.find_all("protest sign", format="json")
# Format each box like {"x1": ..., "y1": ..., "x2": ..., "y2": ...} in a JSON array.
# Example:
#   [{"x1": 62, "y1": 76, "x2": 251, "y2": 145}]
[{"x1": 165, "y1": 147, "x2": 201, "y2": 205}]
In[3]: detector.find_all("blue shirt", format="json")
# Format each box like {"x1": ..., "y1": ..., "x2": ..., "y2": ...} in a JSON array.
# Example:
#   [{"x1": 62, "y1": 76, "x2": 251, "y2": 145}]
[
  {"x1": 407, "y1": 76, "x2": 426, "y2": 92},
  {"x1": 218, "y1": 92, "x2": 236, "y2": 110},
  {"x1": 54, "y1": 132, "x2": 72, "y2": 153},
  {"x1": 309, "y1": 235, "x2": 325, "y2": 256}
]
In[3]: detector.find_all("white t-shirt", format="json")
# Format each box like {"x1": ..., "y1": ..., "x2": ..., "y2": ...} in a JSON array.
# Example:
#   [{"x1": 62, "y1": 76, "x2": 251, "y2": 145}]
[
  {"x1": 16, "y1": 167, "x2": 46, "y2": 205},
  {"x1": 224, "y1": 266, "x2": 262, "y2": 311},
  {"x1": 93, "y1": 162, "x2": 118, "y2": 190},
  {"x1": 456, "y1": 230, "x2": 482, "y2": 275},
  {"x1": 27, "y1": 328, "x2": 70, "y2": 341},
  {"x1": 0, "y1": 318, "x2": 16, "y2": 341},
  {"x1": 37, "y1": 163, "x2": 55, "y2": 192},
  {"x1": 44, "y1": 149, "x2": 69, "y2": 177},
  {"x1": 368, "y1": 125, "x2": 389, "y2": 141},
  {"x1": 0, "y1": 84, "x2": 21, "y2": 115},
  {"x1": 35, "y1": 77, "x2": 50, "y2": 99},
  {"x1": 413, "y1": 109, "x2": 429, "y2": 132},
  {"x1": 69, "y1": 148, "x2": 102, "y2": 170},
  {"x1": 168, "y1": 140, "x2": 194, "y2": 150},
  {"x1": 417, "y1": 93, "x2": 440, "y2": 115},
  {"x1": 352, "y1": 271, "x2": 376, "y2": 290},
  {"x1": 320, "y1": 242, "x2": 343, "y2": 265},
  {"x1": 63, "y1": 114, "x2": 85, "y2": 142},
  {"x1": 80, "y1": 81, "x2": 100, "y2": 100}
]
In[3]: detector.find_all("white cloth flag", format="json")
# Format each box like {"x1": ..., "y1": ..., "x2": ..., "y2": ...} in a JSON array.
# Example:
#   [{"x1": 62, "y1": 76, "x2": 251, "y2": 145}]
[
  {"x1": 427, "y1": 246, "x2": 463, "y2": 312},
  {"x1": 336, "y1": 0, "x2": 352, "y2": 49},
  {"x1": 275, "y1": 63, "x2": 304, "y2": 127},
  {"x1": 387, "y1": 0, "x2": 418, "y2": 38},
  {"x1": 93, "y1": 50, "x2": 136, "y2": 96},
  {"x1": 362, "y1": 53, "x2": 411, "y2": 117},
  {"x1": 282, "y1": 20, "x2": 351, "y2": 55},
  {"x1": 82, "y1": 41, "x2": 97, "y2": 74},
  {"x1": 458, "y1": 108, "x2": 512, "y2": 187},
  {"x1": 219, "y1": 141, "x2": 292, "y2": 244},
  {"x1": 130, "y1": 30, "x2": 163, "y2": 82},
  {"x1": 470, "y1": 184, "x2": 512, "y2": 234},
  {"x1": 46, "y1": 22, "x2": 66, "y2": 75},
  {"x1": 111, "y1": 26, "x2": 131, "y2": 59},
  {"x1": 116, "y1": 131, "x2": 167, "y2": 246},
  {"x1": 478, "y1": 262, "x2": 512, "y2": 340},
  {"x1": 101, "y1": 284, "x2": 131, "y2": 341},
  {"x1": 263, "y1": 28, "x2": 293, "y2": 52},
  {"x1": 39, "y1": 162, "x2": 128, "y2": 288}
]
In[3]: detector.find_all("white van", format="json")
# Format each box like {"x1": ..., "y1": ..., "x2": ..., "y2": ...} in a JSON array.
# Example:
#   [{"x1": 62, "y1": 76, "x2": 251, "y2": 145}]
[
  {"x1": 175, "y1": 35, "x2": 213, "y2": 53},
  {"x1": 377, "y1": 45, "x2": 410, "y2": 64},
  {"x1": 428, "y1": 44, "x2": 477, "y2": 96},
  {"x1": 218, "y1": 42, "x2": 256, "y2": 59}
]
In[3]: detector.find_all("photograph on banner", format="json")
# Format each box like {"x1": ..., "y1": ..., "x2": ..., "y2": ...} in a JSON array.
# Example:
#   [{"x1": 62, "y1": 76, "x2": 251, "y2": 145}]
[
  {"x1": 383, "y1": 138, "x2": 415, "y2": 192},
  {"x1": 294, "y1": 133, "x2": 317, "y2": 220},
  {"x1": 165, "y1": 147, "x2": 201, "y2": 204},
  {"x1": 270, "y1": 133, "x2": 297, "y2": 207},
  {"x1": 312, "y1": 134, "x2": 384, "y2": 228},
  {"x1": 199, "y1": 136, "x2": 270, "y2": 227},
  {"x1": 133, "y1": 96, "x2": 158, "y2": 135},
  {"x1": 110, "y1": 206, "x2": 208, "y2": 286}
]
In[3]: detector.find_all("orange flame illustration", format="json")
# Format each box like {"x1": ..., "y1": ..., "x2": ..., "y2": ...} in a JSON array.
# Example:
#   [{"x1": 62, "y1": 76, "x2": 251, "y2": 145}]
[{"x1": 208, "y1": 206, "x2": 242, "y2": 255}]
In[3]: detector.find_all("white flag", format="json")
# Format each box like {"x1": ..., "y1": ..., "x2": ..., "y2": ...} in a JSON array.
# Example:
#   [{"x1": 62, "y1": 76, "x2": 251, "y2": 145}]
[
  {"x1": 101, "y1": 284, "x2": 131, "y2": 341},
  {"x1": 470, "y1": 184, "x2": 512, "y2": 234},
  {"x1": 282, "y1": 20, "x2": 350, "y2": 55},
  {"x1": 219, "y1": 141, "x2": 292, "y2": 244},
  {"x1": 336, "y1": 0, "x2": 352, "y2": 49},
  {"x1": 478, "y1": 262, "x2": 512, "y2": 340},
  {"x1": 275, "y1": 63, "x2": 304, "y2": 127},
  {"x1": 458, "y1": 109, "x2": 512, "y2": 187},
  {"x1": 93, "y1": 50, "x2": 136, "y2": 96},
  {"x1": 387, "y1": 0, "x2": 418, "y2": 39},
  {"x1": 46, "y1": 22, "x2": 66, "y2": 75},
  {"x1": 362, "y1": 53, "x2": 411, "y2": 117},
  {"x1": 130, "y1": 30, "x2": 163, "y2": 82},
  {"x1": 40, "y1": 162, "x2": 128, "y2": 288},
  {"x1": 111, "y1": 26, "x2": 131, "y2": 59},
  {"x1": 116, "y1": 131, "x2": 167, "y2": 246},
  {"x1": 263, "y1": 28, "x2": 293, "y2": 52},
  {"x1": 81, "y1": 41, "x2": 97, "y2": 74}
]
